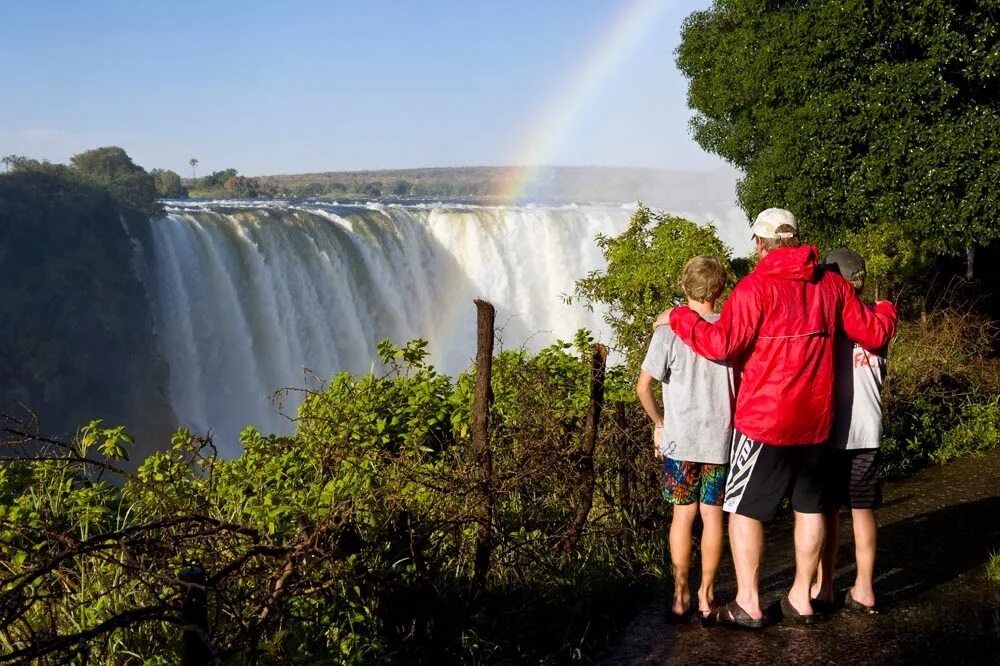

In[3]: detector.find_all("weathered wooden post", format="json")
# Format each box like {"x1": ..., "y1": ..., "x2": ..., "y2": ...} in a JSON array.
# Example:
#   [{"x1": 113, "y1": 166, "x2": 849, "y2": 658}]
[
  {"x1": 472, "y1": 299, "x2": 496, "y2": 589},
  {"x1": 179, "y1": 567, "x2": 210, "y2": 665},
  {"x1": 562, "y1": 343, "x2": 608, "y2": 552}
]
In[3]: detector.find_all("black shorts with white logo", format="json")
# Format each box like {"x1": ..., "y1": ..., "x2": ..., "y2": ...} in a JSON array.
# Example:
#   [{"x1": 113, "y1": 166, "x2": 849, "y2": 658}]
[
  {"x1": 723, "y1": 430, "x2": 827, "y2": 522},
  {"x1": 827, "y1": 448, "x2": 882, "y2": 510}
]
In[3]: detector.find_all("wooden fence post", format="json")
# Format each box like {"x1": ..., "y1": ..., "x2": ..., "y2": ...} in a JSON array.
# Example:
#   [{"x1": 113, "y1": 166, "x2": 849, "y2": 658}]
[
  {"x1": 562, "y1": 343, "x2": 608, "y2": 552},
  {"x1": 472, "y1": 299, "x2": 496, "y2": 589},
  {"x1": 179, "y1": 567, "x2": 210, "y2": 665}
]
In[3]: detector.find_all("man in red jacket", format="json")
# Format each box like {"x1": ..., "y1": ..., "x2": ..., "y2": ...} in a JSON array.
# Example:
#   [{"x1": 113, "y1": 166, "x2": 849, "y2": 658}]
[{"x1": 663, "y1": 208, "x2": 897, "y2": 628}]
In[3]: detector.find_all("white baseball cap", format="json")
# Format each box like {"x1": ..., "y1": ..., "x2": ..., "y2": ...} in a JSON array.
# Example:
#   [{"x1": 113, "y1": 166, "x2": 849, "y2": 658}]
[{"x1": 752, "y1": 208, "x2": 798, "y2": 239}]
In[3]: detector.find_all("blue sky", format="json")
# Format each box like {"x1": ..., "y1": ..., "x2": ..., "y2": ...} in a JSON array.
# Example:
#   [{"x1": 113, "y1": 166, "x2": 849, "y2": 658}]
[{"x1": 1, "y1": 0, "x2": 726, "y2": 176}]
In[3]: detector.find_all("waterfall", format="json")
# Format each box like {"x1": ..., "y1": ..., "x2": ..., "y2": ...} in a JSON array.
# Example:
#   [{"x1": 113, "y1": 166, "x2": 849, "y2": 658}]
[{"x1": 147, "y1": 201, "x2": 636, "y2": 450}]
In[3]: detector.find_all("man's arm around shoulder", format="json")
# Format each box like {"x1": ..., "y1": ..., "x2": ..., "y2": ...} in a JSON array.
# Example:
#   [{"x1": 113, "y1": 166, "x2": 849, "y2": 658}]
[{"x1": 669, "y1": 280, "x2": 760, "y2": 362}]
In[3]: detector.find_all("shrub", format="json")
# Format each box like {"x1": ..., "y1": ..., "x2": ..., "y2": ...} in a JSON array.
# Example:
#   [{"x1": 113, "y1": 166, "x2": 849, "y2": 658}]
[
  {"x1": 880, "y1": 307, "x2": 999, "y2": 476},
  {"x1": 0, "y1": 336, "x2": 664, "y2": 664}
]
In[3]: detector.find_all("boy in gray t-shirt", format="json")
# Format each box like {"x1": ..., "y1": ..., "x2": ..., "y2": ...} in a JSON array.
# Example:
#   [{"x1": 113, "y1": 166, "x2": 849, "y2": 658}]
[
  {"x1": 637, "y1": 256, "x2": 736, "y2": 620},
  {"x1": 812, "y1": 248, "x2": 886, "y2": 614}
]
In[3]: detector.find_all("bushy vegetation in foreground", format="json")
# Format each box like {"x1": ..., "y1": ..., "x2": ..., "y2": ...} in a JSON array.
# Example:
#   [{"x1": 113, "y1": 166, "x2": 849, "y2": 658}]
[
  {"x1": 0, "y1": 337, "x2": 663, "y2": 664},
  {"x1": 879, "y1": 304, "x2": 1000, "y2": 477}
]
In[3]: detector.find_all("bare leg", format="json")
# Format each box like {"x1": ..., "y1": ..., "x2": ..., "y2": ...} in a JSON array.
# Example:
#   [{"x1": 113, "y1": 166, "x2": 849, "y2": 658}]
[
  {"x1": 698, "y1": 503, "x2": 724, "y2": 614},
  {"x1": 788, "y1": 511, "x2": 824, "y2": 615},
  {"x1": 669, "y1": 503, "x2": 698, "y2": 615},
  {"x1": 728, "y1": 513, "x2": 765, "y2": 619},
  {"x1": 850, "y1": 508, "x2": 877, "y2": 607},
  {"x1": 812, "y1": 509, "x2": 840, "y2": 603}
]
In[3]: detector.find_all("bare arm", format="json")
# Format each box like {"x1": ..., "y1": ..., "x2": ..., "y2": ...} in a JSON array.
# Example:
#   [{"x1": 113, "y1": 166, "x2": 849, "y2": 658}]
[
  {"x1": 636, "y1": 370, "x2": 663, "y2": 455},
  {"x1": 636, "y1": 370, "x2": 662, "y2": 427}
]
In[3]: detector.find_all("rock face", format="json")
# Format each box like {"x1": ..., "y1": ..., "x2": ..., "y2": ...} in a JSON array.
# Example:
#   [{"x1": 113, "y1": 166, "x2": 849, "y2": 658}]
[{"x1": 0, "y1": 170, "x2": 175, "y2": 458}]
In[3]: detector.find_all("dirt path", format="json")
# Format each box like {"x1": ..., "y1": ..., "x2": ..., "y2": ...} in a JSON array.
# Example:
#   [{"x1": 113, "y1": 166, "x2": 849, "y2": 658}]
[{"x1": 600, "y1": 447, "x2": 1000, "y2": 665}]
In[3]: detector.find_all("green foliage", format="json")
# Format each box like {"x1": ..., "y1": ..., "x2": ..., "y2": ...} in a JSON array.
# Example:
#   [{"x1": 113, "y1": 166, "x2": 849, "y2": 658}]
[
  {"x1": 151, "y1": 168, "x2": 187, "y2": 198},
  {"x1": 1, "y1": 338, "x2": 663, "y2": 663},
  {"x1": 988, "y1": 550, "x2": 1000, "y2": 584},
  {"x1": 880, "y1": 309, "x2": 999, "y2": 476},
  {"x1": 572, "y1": 205, "x2": 735, "y2": 370},
  {"x1": 935, "y1": 397, "x2": 1000, "y2": 464},
  {"x1": 839, "y1": 220, "x2": 925, "y2": 300},
  {"x1": 70, "y1": 146, "x2": 160, "y2": 216},
  {"x1": 185, "y1": 169, "x2": 278, "y2": 199},
  {"x1": 677, "y1": 0, "x2": 1000, "y2": 258},
  {"x1": 198, "y1": 168, "x2": 238, "y2": 189},
  {"x1": 389, "y1": 180, "x2": 413, "y2": 197}
]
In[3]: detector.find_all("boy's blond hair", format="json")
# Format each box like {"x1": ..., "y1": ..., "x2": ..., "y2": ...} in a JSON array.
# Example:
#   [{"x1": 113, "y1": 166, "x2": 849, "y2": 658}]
[{"x1": 681, "y1": 255, "x2": 727, "y2": 303}]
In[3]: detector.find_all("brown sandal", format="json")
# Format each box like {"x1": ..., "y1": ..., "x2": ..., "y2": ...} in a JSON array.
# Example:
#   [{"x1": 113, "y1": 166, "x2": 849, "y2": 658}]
[
  {"x1": 780, "y1": 595, "x2": 821, "y2": 625},
  {"x1": 702, "y1": 600, "x2": 765, "y2": 629}
]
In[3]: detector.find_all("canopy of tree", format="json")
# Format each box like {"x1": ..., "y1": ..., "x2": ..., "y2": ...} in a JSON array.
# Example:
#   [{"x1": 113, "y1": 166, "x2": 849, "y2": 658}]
[
  {"x1": 4, "y1": 147, "x2": 162, "y2": 217},
  {"x1": 572, "y1": 206, "x2": 735, "y2": 371},
  {"x1": 69, "y1": 147, "x2": 160, "y2": 216},
  {"x1": 677, "y1": 0, "x2": 1000, "y2": 258},
  {"x1": 198, "y1": 168, "x2": 238, "y2": 189},
  {"x1": 151, "y1": 168, "x2": 187, "y2": 198}
]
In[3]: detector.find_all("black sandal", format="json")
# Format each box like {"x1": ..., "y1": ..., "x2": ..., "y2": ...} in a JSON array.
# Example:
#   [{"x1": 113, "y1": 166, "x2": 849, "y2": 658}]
[{"x1": 844, "y1": 588, "x2": 879, "y2": 615}]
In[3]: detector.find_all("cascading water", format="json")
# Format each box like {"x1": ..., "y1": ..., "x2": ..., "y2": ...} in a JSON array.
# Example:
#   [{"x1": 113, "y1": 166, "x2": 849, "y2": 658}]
[{"x1": 148, "y1": 201, "x2": 641, "y2": 451}]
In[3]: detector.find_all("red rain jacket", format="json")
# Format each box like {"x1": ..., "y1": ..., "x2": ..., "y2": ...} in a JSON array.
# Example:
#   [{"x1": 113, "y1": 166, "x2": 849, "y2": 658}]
[{"x1": 669, "y1": 245, "x2": 897, "y2": 446}]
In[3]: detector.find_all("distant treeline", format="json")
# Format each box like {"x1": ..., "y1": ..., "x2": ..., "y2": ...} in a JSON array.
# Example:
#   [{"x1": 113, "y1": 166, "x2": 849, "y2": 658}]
[
  {"x1": 184, "y1": 166, "x2": 519, "y2": 199},
  {"x1": 7, "y1": 157, "x2": 734, "y2": 203}
]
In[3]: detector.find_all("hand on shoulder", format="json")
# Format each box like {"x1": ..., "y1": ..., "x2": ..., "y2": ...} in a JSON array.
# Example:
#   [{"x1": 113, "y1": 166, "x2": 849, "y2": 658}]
[{"x1": 652, "y1": 308, "x2": 673, "y2": 330}]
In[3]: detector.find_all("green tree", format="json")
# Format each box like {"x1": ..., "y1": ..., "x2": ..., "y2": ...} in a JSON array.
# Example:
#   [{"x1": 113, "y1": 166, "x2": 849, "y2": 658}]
[
  {"x1": 572, "y1": 205, "x2": 734, "y2": 370},
  {"x1": 361, "y1": 181, "x2": 383, "y2": 198},
  {"x1": 150, "y1": 168, "x2": 187, "y2": 198},
  {"x1": 677, "y1": 0, "x2": 1000, "y2": 258},
  {"x1": 189, "y1": 157, "x2": 198, "y2": 179},
  {"x1": 69, "y1": 146, "x2": 158, "y2": 216},
  {"x1": 390, "y1": 179, "x2": 413, "y2": 197},
  {"x1": 199, "y1": 168, "x2": 238, "y2": 189},
  {"x1": 2, "y1": 155, "x2": 42, "y2": 173}
]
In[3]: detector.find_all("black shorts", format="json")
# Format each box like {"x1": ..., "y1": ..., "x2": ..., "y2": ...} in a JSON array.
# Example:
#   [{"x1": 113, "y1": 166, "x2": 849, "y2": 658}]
[
  {"x1": 827, "y1": 448, "x2": 882, "y2": 510},
  {"x1": 723, "y1": 430, "x2": 826, "y2": 522}
]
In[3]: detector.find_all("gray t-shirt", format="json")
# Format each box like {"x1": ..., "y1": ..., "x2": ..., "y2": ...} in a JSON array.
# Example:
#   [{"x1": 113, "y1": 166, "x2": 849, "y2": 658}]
[
  {"x1": 641, "y1": 313, "x2": 735, "y2": 464},
  {"x1": 829, "y1": 337, "x2": 886, "y2": 450}
]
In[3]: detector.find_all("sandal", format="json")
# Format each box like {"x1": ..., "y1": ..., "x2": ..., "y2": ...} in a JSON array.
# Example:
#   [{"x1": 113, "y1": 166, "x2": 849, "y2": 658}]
[
  {"x1": 780, "y1": 596, "x2": 821, "y2": 625},
  {"x1": 702, "y1": 600, "x2": 765, "y2": 629},
  {"x1": 844, "y1": 588, "x2": 879, "y2": 615}
]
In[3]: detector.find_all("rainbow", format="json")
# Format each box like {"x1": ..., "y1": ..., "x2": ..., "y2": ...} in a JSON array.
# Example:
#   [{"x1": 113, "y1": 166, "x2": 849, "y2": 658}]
[{"x1": 502, "y1": 0, "x2": 672, "y2": 201}]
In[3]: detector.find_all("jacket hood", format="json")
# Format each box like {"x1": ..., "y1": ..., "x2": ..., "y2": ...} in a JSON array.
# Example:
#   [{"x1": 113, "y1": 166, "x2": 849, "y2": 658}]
[{"x1": 755, "y1": 244, "x2": 820, "y2": 281}]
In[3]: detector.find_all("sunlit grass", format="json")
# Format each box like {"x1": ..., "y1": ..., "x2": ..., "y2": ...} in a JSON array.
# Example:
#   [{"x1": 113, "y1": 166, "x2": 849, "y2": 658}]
[{"x1": 988, "y1": 550, "x2": 1000, "y2": 583}]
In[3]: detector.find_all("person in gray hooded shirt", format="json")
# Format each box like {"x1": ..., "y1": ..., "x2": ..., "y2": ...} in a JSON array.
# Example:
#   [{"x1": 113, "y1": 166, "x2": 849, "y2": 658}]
[
  {"x1": 812, "y1": 247, "x2": 886, "y2": 614},
  {"x1": 637, "y1": 255, "x2": 736, "y2": 620}
]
